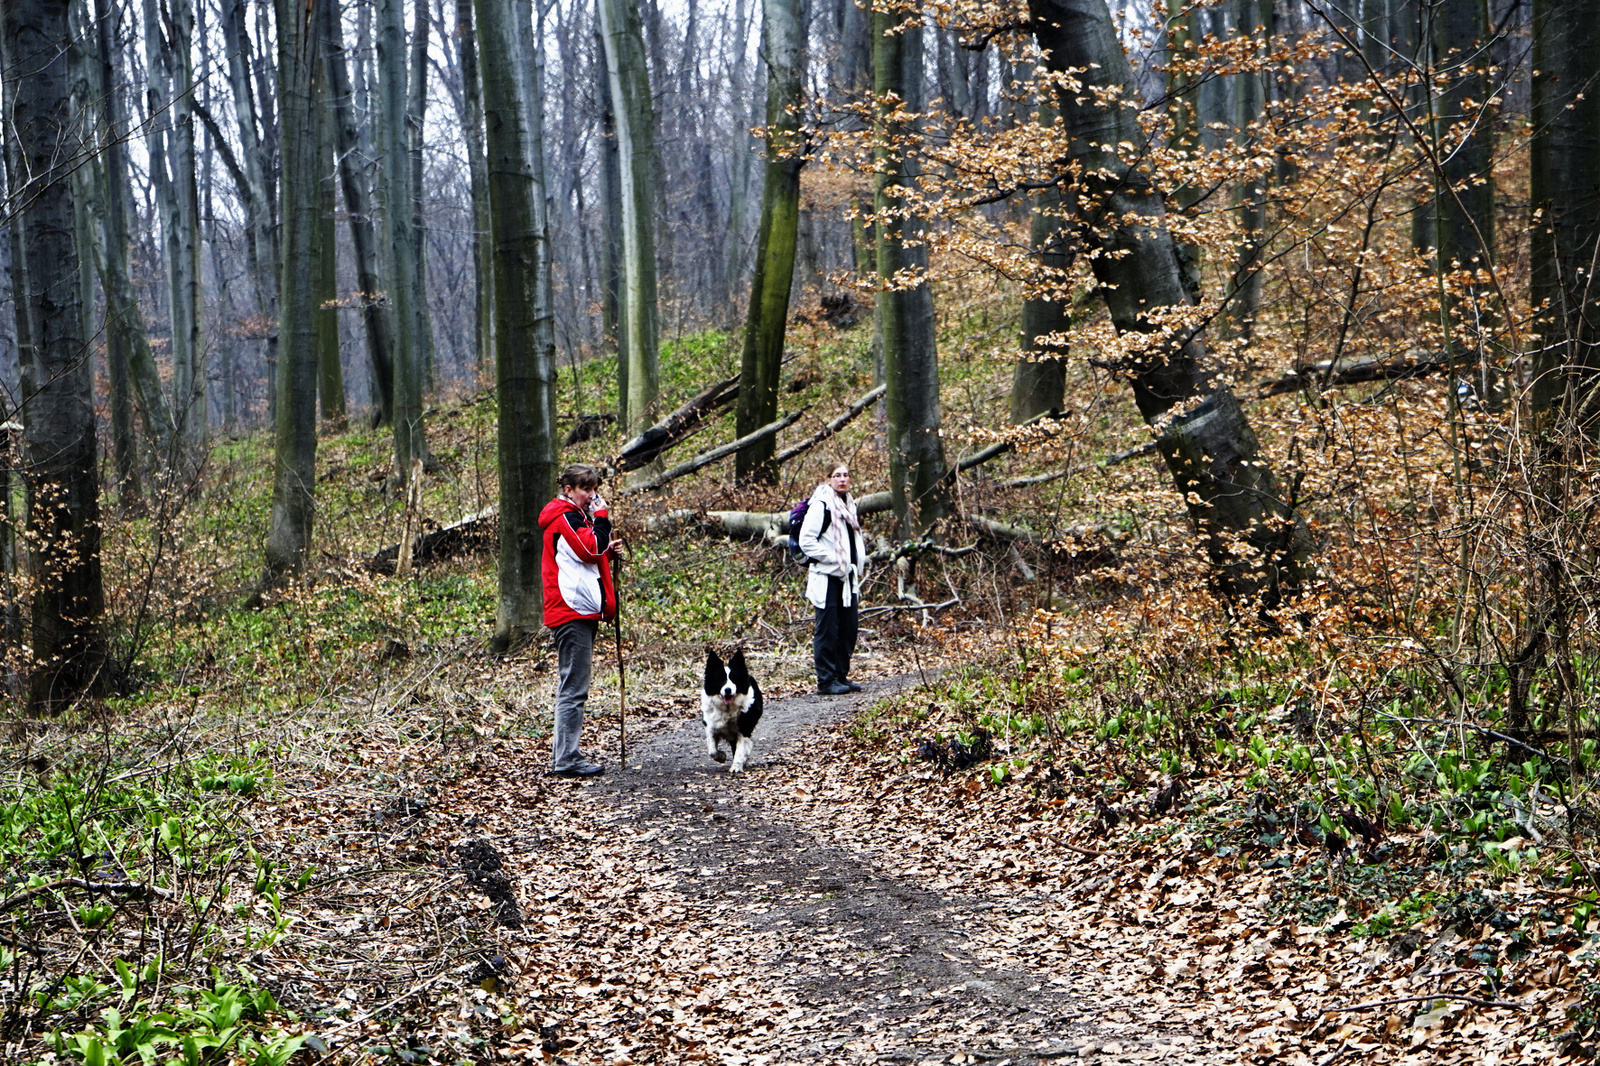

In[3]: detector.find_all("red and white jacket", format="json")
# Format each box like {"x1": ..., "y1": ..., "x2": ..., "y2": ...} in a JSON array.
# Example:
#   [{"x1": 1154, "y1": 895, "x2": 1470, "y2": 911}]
[{"x1": 539, "y1": 496, "x2": 618, "y2": 628}]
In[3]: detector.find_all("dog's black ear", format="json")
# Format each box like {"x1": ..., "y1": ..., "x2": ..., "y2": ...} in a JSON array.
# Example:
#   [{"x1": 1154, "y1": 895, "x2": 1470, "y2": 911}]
[
  {"x1": 703, "y1": 648, "x2": 727, "y2": 691},
  {"x1": 727, "y1": 648, "x2": 750, "y2": 682}
]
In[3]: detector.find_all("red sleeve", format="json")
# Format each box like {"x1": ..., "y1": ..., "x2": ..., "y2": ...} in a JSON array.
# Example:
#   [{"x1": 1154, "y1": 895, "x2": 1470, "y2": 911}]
[{"x1": 556, "y1": 512, "x2": 606, "y2": 563}]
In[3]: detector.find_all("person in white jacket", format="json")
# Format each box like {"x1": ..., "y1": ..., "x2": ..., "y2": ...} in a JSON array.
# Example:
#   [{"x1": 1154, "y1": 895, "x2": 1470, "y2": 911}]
[{"x1": 798, "y1": 462, "x2": 868, "y2": 694}]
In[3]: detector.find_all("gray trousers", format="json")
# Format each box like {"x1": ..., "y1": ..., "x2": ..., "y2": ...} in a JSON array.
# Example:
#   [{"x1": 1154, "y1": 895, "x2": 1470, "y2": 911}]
[{"x1": 552, "y1": 619, "x2": 598, "y2": 770}]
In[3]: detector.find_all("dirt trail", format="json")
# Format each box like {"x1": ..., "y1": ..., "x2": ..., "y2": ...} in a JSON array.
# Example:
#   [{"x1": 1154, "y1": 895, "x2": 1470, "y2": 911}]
[{"x1": 554, "y1": 675, "x2": 1232, "y2": 1064}]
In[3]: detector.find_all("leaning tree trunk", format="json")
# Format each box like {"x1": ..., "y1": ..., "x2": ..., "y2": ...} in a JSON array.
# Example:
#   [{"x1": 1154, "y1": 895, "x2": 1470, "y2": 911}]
[
  {"x1": 478, "y1": 0, "x2": 559, "y2": 650},
  {"x1": 322, "y1": 0, "x2": 396, "y2": 426},
  {"x1": 1030, "y1": 0, "x2": 1313, "y2": 609},
  {"x1": 597, "y1": 0, "x2": 660, "y2": 438},
  {"x1": 874, "y1": 0, "x2": 952, "y2": 539},
  {"x1": 1529, "y1": 0, "x2": 1600, "y2": 423},
  {"x1": 3, "y1": 0, "x2": 107, "y2": 712},
  {"x1": 264, "y1": 0, "x2": 321, "y2": 582},
  {"x1": 734, "y1": 0, "x2": 806, "y2": 483},
  {"x1": 379, "y1": 0, "x2": 424, "y2": 478}
]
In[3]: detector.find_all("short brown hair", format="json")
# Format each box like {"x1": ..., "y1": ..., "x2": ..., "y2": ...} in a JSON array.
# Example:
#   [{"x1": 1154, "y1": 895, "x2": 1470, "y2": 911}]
[{"x1": 559, "y1": 463, "x2": 603, "y2": 490}]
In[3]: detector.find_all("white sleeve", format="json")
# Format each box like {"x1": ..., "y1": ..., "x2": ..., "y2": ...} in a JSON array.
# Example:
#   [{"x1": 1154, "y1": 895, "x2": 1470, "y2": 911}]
[{"x1": 797, "y1": 492, "x2": 833, "y2": 565}]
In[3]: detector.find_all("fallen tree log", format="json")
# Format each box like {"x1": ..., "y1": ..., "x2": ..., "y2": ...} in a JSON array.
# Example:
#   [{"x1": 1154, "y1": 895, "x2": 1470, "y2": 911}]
[
  {"x1": 611, "y1": 372, "x2": 741, "y2": 472},
  {"x1": 770, "y1": 383, "x2": 886, "y2": 468},
  {"x1": 1255, "y1": 351, "x2": 1449, "y2": 399},
  {"x1": 621, "y1": 408, "x2": 808, "y2": 494},
  {"x1": 370, "y1": 505, "x2": 498, "y2": 574}
]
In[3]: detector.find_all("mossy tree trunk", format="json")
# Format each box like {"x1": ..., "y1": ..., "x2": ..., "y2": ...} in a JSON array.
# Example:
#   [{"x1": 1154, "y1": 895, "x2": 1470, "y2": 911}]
[
  {"x1": 478, "y1": 0, "x2": 559, "y2": 650},
  {"x1": 735, "y1": 0, "x2": 806, "y2": 483},
  {"x1": 874, "y1": 1, "x2": 951, "y2": 539},
  {"x1": 597, "y1": 0, "x2": 660, "y2": 438},
  {"x1": 264, "y1": 0, "x2": 322, "y2": 583}
]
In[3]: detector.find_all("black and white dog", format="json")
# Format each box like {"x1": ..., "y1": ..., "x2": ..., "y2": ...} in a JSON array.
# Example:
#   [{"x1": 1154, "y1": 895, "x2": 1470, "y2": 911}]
[{"x1": 701, "y1": 647, "x2": 764, "y2": 773}]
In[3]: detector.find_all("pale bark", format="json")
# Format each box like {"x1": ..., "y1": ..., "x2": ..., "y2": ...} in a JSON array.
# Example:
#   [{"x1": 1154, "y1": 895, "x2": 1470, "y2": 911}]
[
  {"x1": 143, "y1": 0, "x2": 205, "y2": 451},
  {"x1": 455, "y1": 0, "x2": 494, "y2": 377},
  {"x1": 597, "y1": 0, "x2": 661, "y2": 437},
  {"x1": 314, "y1": 82, "x2": 346, "y2": 426},
  {"x1": 874, "y1": 2, "x2": 952, "y2": 539},
  {"x1": 735, "y1": 0, "x2": 806, "y2": 483},
  {"x1": 723, "y1": 0, "x2": 755, "y2": 317},
  {"x1": 220, "y1": 0, "x2": 279, "y2": 407},
  {"x1": 1030, "y1": 0, "x2": 1313, "y2": 608},
  {"x1": 408, "y1": 0, "x2": 437, "y2": 395},
  {"x1": 265, "y1": 0, "x2": 321, "y2": 582},
  {"x1": 477, "y1": 0, "x2": 559, "y2": 650},
  {"x1": 4, "y1": 0, "x2": 106, "y2": 710},
  {"x1": 379, "y1": 0, "x2": 425, "y2": 477},
  {"x1": 322, "y1": 0, "x2": 397, "y2": 427}
]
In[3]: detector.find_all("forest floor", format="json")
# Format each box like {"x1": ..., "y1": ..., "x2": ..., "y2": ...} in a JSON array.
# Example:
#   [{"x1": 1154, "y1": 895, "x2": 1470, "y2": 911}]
[{"x1": 242, "y1": 644, "x2": 1577, "y2": 1066}]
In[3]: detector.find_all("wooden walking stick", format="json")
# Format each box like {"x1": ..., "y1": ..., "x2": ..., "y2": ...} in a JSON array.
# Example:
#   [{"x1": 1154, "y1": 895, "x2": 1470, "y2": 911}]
[{"x1": 611, "y1": 552, "x2": 627, "y2": 768}]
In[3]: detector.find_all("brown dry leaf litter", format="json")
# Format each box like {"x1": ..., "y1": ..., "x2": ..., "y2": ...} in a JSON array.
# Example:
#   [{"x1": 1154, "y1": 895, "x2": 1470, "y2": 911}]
[{"x1": 231, "y1": 676, "x2": 1580, "y2": 1066}]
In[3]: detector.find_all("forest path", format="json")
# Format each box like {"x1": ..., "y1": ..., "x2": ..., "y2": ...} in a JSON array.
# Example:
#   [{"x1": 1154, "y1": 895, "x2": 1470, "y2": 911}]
[{"x1": 550, "y1": 673, "x2": 1234, "y2": 1064}]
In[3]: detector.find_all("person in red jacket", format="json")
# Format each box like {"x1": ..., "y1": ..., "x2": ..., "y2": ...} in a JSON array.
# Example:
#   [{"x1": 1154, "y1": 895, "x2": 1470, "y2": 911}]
[{"x1": 539, "y1": 463, "x2": 621, "y2": 777}]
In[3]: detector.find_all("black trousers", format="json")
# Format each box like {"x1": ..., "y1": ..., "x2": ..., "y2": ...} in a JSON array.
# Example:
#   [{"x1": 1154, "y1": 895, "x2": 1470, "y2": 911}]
[{"x1": 812, "y1": 576, "x2": 859, "y2": 688}]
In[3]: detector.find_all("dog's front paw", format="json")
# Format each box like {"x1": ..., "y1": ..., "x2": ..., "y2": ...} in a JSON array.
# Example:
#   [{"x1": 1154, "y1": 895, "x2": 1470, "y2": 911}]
[
  {"x1": 728, "y1": 762, "x2": 744, "y2": 774},
  {"x1": 710, "y1": 750, "x2": 727, "y2": 763}
]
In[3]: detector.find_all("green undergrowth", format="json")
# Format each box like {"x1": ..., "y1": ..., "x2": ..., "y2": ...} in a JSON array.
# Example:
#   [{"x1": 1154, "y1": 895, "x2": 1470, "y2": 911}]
[
  {"x1": 0, "y1": 746, "x2": 315, "y2": 1064},
  {"x1": 854, "y1": 638, "x2": 1600, "y2": 942}
]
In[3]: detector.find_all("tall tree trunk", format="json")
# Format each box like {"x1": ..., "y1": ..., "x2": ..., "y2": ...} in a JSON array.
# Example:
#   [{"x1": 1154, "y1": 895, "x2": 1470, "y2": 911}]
[
  {"x1": 408, "y1": 0, "x2": 437, "y2": 396},
  {"x1": 379, "y1": 0, "x2": 425, "y2": 478},
  {"x1": 456, "y1": 0, "x2": 494, "y2": 379},
  {"x1": 478, "y1": 0, "x2": 559, "y2": 650},
  {"x1": 265, "y1": 0, "x2": 321, "y2": 581},
  {"x1": 1012, "y1": 133, "x2": 1070, "y2": 423},
  {"x1": 1432, "y1": 0, "x2": 1496, "y2": 394},
  {"x1": 1030, "y1": 0, "x2": 1313, "y2": 609},
  {"x1": 144, "y1": 0, "x2": 205, "y2": 455},
  {"x1": 596, "y1": 20, "x2": 624, "y2": 386},
  {"x1": 314, "y1": 77, "x2": 346, "y2": 426},
  {"x1": 322, "y1": 0, "x2": 396, "y2": 427},
  {"x1": 1225, "y1": 0, "x2": 1268, "y2": 343},
  {"x1": 832, "y1": 0, "x2": 872, "y2": 278},
  {"x1": 597, "y1": 0, "x2": 660, "y2": 438},
  {"x1": 1432, "y1": 0, "x2": 1495, "y2": 270},
  {"x1": 1530, "y1": 0, "x2": 1600, "y2": 421},
  {"x1": 221, "y1": 0, "x2": 280, "y2": 417},
  {"x1": 723, "y1": 0, "x2": 756, "y2": 319},
  {"x1": 735, "y1": 0, "x2": 806, "y2": 483},
  {"x1": 90, "y1": 0, "x2": 169, "y2": 478},
  {"x1": 873, "y1": 1, "x2": 951, "y2": 538},
  {"x1": 3, "y1": 0, "x2": 107, "y2": 711},
  {"x1": 202, "y1": 126, "x2": 238, "y2": 435}
]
